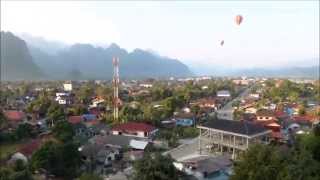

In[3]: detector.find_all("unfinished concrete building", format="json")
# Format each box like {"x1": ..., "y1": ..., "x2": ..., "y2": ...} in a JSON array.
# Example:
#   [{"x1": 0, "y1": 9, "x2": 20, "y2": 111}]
[{"x1": 197, "y1": 119, "x2": 272, "y2": 159}]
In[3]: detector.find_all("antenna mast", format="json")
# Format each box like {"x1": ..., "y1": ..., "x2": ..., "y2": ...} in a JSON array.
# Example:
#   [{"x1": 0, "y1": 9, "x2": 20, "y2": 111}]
[{"x1": 112, "y1": 57, "x2": 120, "y2": 123}]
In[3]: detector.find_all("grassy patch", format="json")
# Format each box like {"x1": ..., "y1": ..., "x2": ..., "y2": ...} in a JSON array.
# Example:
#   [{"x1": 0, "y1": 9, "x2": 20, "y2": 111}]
[{"x1": 0, "y1": 142, "x2": 22, "y2": 160}]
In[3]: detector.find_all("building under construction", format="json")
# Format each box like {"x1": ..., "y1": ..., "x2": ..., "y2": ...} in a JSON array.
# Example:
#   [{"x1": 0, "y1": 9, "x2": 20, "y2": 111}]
[{"x1": 197, "y1": 119, "x2": 272, "y2": 159}]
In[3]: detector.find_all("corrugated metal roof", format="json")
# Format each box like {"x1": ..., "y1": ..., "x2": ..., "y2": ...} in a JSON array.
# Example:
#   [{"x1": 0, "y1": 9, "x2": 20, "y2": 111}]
[
  {"x1": 202, "y1": 119, "x2": 269, "y2": 136},
  {"x1": 129, "y1": 139, "x2": 149, "y2": 150}
]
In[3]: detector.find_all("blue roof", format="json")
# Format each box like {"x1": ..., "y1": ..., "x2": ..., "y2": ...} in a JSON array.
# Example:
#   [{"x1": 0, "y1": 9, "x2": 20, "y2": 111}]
[
  {"x1": 285, "y1": 108, "x2": 294, "y2": 116},
  {"x1": 175, "y1": 118, "x2": 194, "y2": 126},
  {"x1": 82, "y1": 114, "x2": 97, "y2": 121}
]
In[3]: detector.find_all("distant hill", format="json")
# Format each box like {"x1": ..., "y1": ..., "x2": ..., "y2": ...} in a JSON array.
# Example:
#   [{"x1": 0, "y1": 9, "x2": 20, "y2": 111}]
[
  {"x1": 2, "y1": 32, "x2": 193, "y2": 80},
  {"x1": 28, "y1": 42, "x2": 193, "y2": 80},
  {"x1": 1, "y1": 31, "x2": 44, "y2": 81},
  {"x1": 18, "y1": 33, "x2": 68, "y2": 55}
]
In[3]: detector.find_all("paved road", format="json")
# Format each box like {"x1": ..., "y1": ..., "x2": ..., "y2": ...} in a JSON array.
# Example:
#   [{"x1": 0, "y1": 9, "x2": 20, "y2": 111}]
[
  {"x1": 165, "y1": 87, "x2": 252, "y2": 160},
  {"x1": 217, "y1": 87, "x2": 252, "y2": 120}
]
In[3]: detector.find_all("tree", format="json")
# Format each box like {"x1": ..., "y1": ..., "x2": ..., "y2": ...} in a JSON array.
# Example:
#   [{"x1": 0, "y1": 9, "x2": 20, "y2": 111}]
[
  {"x1": 15, "y1": 123, "x2": 35, "y2": 139},
  {"x1": 233, "y1": 109, "x2": 244, "y2": 120},
  {"x1": 298, "y1": 105, "x2": 306, "y2": 115},
  {"x1": 67, "y1": 104, "x2": 88, "y2": 116},
  {"x1": 75, "y1": 85, "x2": 94, "y2": 104},
  {"x1": 10, "y1": 169, "x2": 33, "y2": 180},
  {"x1": 0, "y1": 160, "x2": 33, "y2": 180},
  {"x1": 13, "y1": 159, "x2": 26, "y2": 172},
  {"x1": 60, "y1": 142, "x2": 82, "y2": 177},
  {"x1": 288, "y1": 91, "x2": 299, "y2": 103},
  {"x1": 52, "y1": 121, "x2": 75, "y2": 142},
  {"x1": 47, "y1": 103, "x2": 65, "y2": 126},
  {"x1": 314, "y1": 124, "x2": 320, "y2": 137},
  {"x1": 26, "y1": 95, "x2": 52, "y2": 118},
  {"x1": 230, "y1": 144, "x2": 288, "y2": 180},
  {"x1": 95, "y1": 85, "x2": 112, "y2": 99},
  {"x1": 0, "y1": 167, "x2": 13, "y2": 180},
  {"x1": 231, "y1": 131, "x2": 320, "y2": 180},
  {"x1": 0, "y1": 110, "x2": 7, "y2": 128},
  {"x1": 133, "y1": 153, "x2": 179, "y2": 180},
  {"x1": 31, "y1": 141, "x2": 58, "y2": 174},
  {"x1": 31, "y1": 141, "x2": 81, "y2": 178},
  {"x1": 231, "y1": 100, "x2": 241, "y2": 108},
  {"x1": 190, "y1": 105, "x2": 200, "y2": 116}
]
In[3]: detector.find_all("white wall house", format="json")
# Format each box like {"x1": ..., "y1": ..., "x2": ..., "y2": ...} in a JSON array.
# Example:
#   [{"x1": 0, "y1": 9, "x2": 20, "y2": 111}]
[
  {"x1": 111, "y1": 122, "x2": 158, "y2": 138},
  {"x1": 63, "y1": 83, "x2": 73, "y2": 91},
  {"x1": 217, "y1": 90, "x2": 231, "y2": 98},
  {"x1": 139, "y1": 83, "x2": 153, "y2": 88}
]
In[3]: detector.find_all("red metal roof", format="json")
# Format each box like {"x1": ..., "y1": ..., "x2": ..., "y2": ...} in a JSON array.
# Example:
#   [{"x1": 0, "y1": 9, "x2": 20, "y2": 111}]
[
  {"x1": 18, "y1": 139, "x2": 41, "y2": 157},
  {"x1": 68, "y1": 116, "x2": 83, "y2": 124},
  {"x1": 292, "y1": 115, "x2": 318, "y2": 123},
  {"x1": 4, "y1": 110, "x2": 25, "y2": 121},
  {"x1": 274, "y1": 111, "x2": 288, "y2": 118},
  {"x1": 112, "y1": 122, "x2": 156, "y2": 133}
]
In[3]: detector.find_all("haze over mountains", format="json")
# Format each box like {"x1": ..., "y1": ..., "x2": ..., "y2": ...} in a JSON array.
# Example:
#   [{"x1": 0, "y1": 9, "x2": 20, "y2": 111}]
[
  {"x1": 0, "y1": 31, "x2": 318, "y2": 81},
  {"x1": 1, "y1": 32, "x2": 192, "y2": 81},
  {"x1": 189, "y1": 61, "x2": 319, "y2": 78}
]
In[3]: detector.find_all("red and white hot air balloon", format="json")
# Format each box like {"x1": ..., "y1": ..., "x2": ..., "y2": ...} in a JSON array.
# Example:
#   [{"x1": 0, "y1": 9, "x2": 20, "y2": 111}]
[{"x1": 235, "y1": 15, "x2": 243, "y2": 26}]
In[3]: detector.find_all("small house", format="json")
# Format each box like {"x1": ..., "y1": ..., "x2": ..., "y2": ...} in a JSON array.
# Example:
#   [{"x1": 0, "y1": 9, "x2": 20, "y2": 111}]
[
  {"x1": 196, "y1": 98, "x2": 217, "y2": 110},
  {"x1": 175, "y1": 118, "x2": 194, "y2": 127},
  {"x1": 256, "y1": 109, "x2": 275, "y2": 122},
  {"x1": 112, "y1": 122, "x2": 158, "y2": 138},
  {"x1": 63, "y1": 83, "x2": 73, "y2": 91},
  {"x1": 3, "y1": 110, "x2": 26, "y2": 128},
  {"x1": 217, "y1": 90, "x2": 231, "y2": 98},
  {"x1": 173, "y1": 113, "x2": 195, "y2": 127}
]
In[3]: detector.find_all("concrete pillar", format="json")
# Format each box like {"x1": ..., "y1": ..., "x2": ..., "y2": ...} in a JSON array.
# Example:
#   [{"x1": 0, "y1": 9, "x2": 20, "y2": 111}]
[
  {"x1": 199, "y1": 128, "x2": 201, "y2": 155},
  {"x1": 220, "y1": 132, "x2": 223, "y2": 153},
  {"x1": 232, "y1": 136, "x2": 236, "y2": 159}
]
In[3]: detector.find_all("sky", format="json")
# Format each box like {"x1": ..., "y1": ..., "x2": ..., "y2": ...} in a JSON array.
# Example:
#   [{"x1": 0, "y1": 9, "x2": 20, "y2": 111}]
[{"x1": 1, "y1": 1, "x2": 319, "y2": 69}]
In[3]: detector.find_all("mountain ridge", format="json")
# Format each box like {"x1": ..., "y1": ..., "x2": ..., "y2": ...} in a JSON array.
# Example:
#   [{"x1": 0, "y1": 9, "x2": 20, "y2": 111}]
[
  {"x1": 1, "y1": 31, "x2": 44, "y2": 81},
  {"x1": 2, "y1": 31, "x2": 193, "y2": 80}
]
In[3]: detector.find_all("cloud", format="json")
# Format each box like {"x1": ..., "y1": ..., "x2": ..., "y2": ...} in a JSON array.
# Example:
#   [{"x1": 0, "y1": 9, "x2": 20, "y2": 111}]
[{"x1": 2, "y1": 1, "x2": 120, "y2": 44}]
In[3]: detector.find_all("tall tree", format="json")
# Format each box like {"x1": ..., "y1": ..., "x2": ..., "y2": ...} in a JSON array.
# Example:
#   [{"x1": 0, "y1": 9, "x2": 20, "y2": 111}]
[
  {"x1": 231, "y1": 131, "x2": 320, "y2": 180},
  {"x1": 52, "y1": 121, "x2": 75, "y2": 142},
  {"x1": 47, "y1": 102, "x2": 65, "y2": 126},
  {"x1": 31, "y1": 141, "x2": 81, "y2": 178},
  {"x1": 133, "y1": 153, "x2": 179, "y2": 180}
]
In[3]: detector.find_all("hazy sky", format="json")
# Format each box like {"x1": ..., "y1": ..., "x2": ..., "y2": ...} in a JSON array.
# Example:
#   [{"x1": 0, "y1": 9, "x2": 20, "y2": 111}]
[{"x1": 1, "y1": 1, "x2": 319, "y2": 68}]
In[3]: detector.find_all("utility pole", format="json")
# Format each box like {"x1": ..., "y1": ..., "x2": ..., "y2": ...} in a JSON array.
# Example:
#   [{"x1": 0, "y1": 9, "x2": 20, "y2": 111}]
[{"x1": 112, "y1": 57, "x2": 120, "y2": 123}]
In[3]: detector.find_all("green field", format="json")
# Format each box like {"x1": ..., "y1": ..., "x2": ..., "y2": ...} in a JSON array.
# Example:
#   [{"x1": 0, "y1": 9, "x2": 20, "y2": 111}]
[{"x1": 0, "y1": 142, "x2": 21, "y2": 161}]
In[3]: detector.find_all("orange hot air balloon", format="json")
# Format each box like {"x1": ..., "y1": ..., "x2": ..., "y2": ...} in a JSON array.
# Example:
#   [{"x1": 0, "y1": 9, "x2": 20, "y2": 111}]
[
  {"x1": 220, "y1": 40, "x2": 224, "y2": 46},
  {"x1": 235, "y1": 15, "x2": 243, "y2": 25}
]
